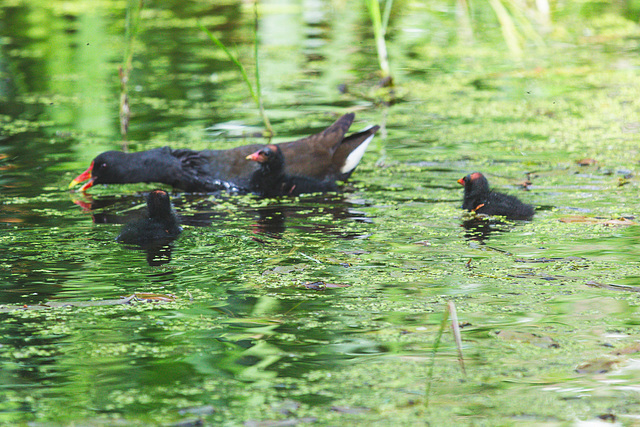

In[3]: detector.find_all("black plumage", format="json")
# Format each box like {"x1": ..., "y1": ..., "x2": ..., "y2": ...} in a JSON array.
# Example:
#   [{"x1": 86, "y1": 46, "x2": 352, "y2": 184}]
[
  {"x1": 116, "y1": 190, "x2": 182, "y2": 245},
  {"x1": 246, "y1": 145, "x2": 338, "y2": 197},
  {"x1": 69, "y1": 113, "x2": 379, "y2": 193},
  {"x1": 457, "y1": 172, "x2": 534, "y2": 220}
]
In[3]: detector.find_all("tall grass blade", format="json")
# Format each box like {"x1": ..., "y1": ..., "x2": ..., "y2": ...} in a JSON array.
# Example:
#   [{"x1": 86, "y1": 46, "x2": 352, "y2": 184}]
[
  {"x1": 365, "y1": 0, "x2": 391, "y2": 80},
  {"x1": 536, "y1": 0, "x2": 551, "y2": 24},
  {"x1": 198, "y1": 1, "x2": 273, "y2": 138},
  {"x1": 425, "y1": 301, "x2": 468, "y2": 407},
  {"x1": 456, "y1": 0, "x2": 473, "y2": 42},
  {"x1": 199, "y1": 23, "x2": 258, "y2": 104},
  {"x1": 487, "y1": 0, "x2": 522, "y2": 57},
  {"x1": 502, "y1": 0, "x2": 546, "y2": 45},
  {"x1": 381, "y1": 0, "x2": 393, "y2": 36},
  {"x1": 448, "y1": 301, "x2": 466, "y2": 376},
  {"x1": 485, "y1": 0, "x2": 546, "y2": 56}
]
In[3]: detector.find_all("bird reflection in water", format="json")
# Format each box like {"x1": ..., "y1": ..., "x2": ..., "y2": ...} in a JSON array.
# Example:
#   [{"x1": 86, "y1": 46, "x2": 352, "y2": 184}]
[
  {"x1": 71, "y1": 192, "x2": 372, "y2": 262},
  {"x1": 247, "y1": 195, "x2": 372, "y2": 242},
  {"x1": 461, "y1": 216, "x2": 511, "y2": 244},
  {"x1": 251, "y1": 206, "x2": 286, "y2": 241}
]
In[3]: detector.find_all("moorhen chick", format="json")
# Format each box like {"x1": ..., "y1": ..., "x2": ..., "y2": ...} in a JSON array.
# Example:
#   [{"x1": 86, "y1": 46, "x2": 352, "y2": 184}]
[
  {"x1": 69, "y1": 113, "x2": 379, "y2": 193},
  {"x1": 457, "y1": 172, "x2": 535, "y2": 220},
  {"x1": 116, "y1": 189, "x2": 182, "y2": 245},
  {"x1": 246, "y1": 144, "x2": 338, "y2": 197}
]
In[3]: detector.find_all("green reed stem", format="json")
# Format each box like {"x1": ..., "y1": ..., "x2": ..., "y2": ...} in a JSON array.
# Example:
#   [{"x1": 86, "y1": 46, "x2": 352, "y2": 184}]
[{"x1": 381, "y1": 0, "x2": 393, "y2": 35}]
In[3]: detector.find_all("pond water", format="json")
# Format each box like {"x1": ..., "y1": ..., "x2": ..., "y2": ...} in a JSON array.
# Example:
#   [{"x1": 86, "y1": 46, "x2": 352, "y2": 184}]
[{"x1": 2, "y1": 0, "x2": 640, "y2": 425}]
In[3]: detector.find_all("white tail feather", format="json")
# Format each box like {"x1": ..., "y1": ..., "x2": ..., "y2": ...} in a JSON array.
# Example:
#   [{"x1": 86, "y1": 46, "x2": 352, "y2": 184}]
[{"x1": 340, "y1": 131, "x2": 376, "y2": 174}]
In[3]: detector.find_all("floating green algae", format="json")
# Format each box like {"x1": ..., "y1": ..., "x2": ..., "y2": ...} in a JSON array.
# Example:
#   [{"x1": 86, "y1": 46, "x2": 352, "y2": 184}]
[{"x1": 2, "y1": 0, "x2": 640, "y2": 425}]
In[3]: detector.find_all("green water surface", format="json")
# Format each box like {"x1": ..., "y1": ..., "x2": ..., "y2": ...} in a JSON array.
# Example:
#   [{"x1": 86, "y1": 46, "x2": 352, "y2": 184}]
[{"x1": 2, "y1": 0, "x2": 640, "y2": 425}]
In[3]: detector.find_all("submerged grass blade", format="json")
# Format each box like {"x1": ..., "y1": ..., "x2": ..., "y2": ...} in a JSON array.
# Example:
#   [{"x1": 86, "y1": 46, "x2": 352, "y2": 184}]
[
  {"x1": 425, "y1": 305, "x2": 449, "y2": 408},
  {"x1": 425, "y1": 301, "x2": 467, "y2": 407},
  {"x1": 448, "y1": 301, "x2": 466, "y2": 376}
]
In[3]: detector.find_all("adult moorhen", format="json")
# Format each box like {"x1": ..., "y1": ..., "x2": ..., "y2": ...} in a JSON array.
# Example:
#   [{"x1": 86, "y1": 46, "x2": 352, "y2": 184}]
[
  {"x1": 246, "y1": 144, "x2": 338, "y2": 197},
  {"x1": 116, "y1": 189, "x2": 182, "y2": 245},
  {"x1": 457, "y1": 172, "x2": 535, "y2": 220},
  {"x1": 70, "y1": 113, "x2": 379, "y2": 193}
]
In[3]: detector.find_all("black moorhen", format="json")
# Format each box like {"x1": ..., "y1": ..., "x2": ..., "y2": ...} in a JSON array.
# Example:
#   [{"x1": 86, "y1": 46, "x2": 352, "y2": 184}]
[
  {"x1": 70, "y1": 113, "x2": 379, "y2": 193},
  {"x1": 116, "y1": 189, "x2": 182, "y2": 245},
  {"x1": 246, "y1": 144, "x2": 338, "y2": 197},
  {"x1": 457, "y1": 172, "x2": 535, "y2": 220}
]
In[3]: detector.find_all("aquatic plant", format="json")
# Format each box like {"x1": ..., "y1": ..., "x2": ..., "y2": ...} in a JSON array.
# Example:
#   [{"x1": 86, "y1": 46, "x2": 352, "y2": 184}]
[
  {"x1": 199, "y1": 2, "x2": 274, "y2": 137},
  {"x1": 488, "y1": 0, "x2": 546, "y2": 56},
  {"x1": 425, "y1": 304, "x2": 449, "y2": 408},
  {"x1": 425, "y1": 301, "x2": 466, "y2": 408},
  {"x1": 364, "y1": 0, "x2": 394, "y2": 84},
  {"x1": 120, "y1": 0, "x2": 144, "y2": 145},
  {"x1": 463, "y1": 0, "x2": 547, "y2": 57}
]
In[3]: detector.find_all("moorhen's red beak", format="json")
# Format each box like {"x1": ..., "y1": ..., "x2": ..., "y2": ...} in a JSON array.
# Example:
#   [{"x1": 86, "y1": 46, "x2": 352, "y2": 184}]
[
  {"x1": 457, "y1": 177, "x2": 465, "y2": 186},
  {"x1": 69, "y1": 161, "x2": 95, "y2": 191},
  {"x1": 246, "y1": 151, "x2": 266, "y2": 163}
]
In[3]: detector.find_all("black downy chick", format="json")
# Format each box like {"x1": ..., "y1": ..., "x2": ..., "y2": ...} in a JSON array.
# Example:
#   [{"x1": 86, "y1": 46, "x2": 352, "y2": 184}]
[
  {"x1": 116, "y1": 189, "x2": 182, "y2": 245},
  {"x1": 246, "y1": 144, "x2": 338, "y2": 197},
  {"x1": 457, "y1": 172, "x2": 534, "y2": 220}
]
